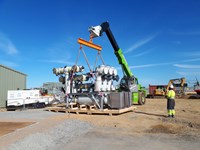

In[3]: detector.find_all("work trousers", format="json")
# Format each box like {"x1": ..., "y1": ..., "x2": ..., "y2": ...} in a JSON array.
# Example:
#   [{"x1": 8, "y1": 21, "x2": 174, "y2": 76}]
[{"x1": 167, "y1": 98, "x2": 175, "y2": 116}]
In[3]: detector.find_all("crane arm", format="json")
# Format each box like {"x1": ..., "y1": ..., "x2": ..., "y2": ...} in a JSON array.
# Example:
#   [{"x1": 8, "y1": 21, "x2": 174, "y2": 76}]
[{"x1": 89, "y1": 22, "x2": 133, "y2": 78}]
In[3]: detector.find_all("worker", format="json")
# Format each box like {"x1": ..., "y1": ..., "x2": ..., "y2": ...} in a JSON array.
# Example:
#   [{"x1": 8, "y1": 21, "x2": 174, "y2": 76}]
[{"x1": 166, "y1": 84, "x2": 176, "y2": 118}]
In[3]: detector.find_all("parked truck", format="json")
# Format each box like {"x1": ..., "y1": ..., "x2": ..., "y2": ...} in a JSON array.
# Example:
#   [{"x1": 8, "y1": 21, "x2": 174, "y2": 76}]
[{"x1": 147, "y1": 84, "x2": 167, "y2": 98}]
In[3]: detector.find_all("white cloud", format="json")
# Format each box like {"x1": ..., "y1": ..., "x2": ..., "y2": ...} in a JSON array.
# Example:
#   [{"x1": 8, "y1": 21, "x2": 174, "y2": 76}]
[
  {"x1": 176, "y1": 71, "x2": 200, "y2": 76},
  {"x1": 174, "y1": 64, "x2": 200, "y2": 69},
  {"x1": 131, "y1": 58, "x2": 200, "y2": 69},
  {"x1": 0, "y1": 33, "x2": 18, "y2": 55},
  {"x1": 130, "y1": 64, "x2": 156, "y2": 69},
  {"x1": 182, "y1": 58, "x2": 200, "y2": 63},
  {"x1": 182, "y1": 51, "x2": 200, "y2": 57},
  {"x1": 124, "y1": 33, "x2": 158, "y2": 54},
  {"x1": 129, "y1": 62, "x2": 170, "y2": 69},
  {"x1": 116, "y1": 57, "x2": 200, "y2": 69},
  {"x1": 132, "y1": 50, "x2": 151, "y2": 57}
]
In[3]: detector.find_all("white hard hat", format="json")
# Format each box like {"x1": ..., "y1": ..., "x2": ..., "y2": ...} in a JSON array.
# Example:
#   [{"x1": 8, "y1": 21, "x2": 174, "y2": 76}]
[{"x1": 170, "y1": 84, "x2": 174, "y2": 88}]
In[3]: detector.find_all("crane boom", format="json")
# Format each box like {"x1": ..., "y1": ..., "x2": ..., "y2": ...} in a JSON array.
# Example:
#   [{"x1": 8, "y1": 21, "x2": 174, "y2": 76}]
[{"x1": 89, "y1": 21, "x2": 133, "y2": 78}]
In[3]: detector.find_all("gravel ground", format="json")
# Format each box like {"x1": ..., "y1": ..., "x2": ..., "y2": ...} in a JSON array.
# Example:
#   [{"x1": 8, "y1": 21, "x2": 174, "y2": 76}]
[
  {"x1": 1, "y1": 98, "x2": 200, "y2": 150},
  {"x1": 0, "y1": 110, "x2": 64, "y2": 120},
  {"x1": 5, "y1": 119, "x2": 92, "y2": 150}
]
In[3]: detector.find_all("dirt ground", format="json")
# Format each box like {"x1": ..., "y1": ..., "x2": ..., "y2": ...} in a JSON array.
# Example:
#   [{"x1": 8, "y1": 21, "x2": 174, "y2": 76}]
[
  {"x1": 0, "y1": 122, "x2": 34, "y2": 136},
  {"x1": 67, "y1": 98, "x2": 200, "y2": 136},
  {"x1": 0, "y1": 98, "x2": 200, "y2": 150}
]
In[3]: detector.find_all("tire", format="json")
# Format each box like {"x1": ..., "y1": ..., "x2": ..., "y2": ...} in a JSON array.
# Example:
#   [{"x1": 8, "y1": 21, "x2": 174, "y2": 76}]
[{"x1": 138, "y1": 92, "x2": 146, "y2": 105}]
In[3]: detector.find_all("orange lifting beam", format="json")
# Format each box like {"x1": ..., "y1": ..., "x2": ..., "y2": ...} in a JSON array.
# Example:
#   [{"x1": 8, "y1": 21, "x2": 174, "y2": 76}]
[{"x1": 78, "y1": 38, "x2": 102, "y2": 51}]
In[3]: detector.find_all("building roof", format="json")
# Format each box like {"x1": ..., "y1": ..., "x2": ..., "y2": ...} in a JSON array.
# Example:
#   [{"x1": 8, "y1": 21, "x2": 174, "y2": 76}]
[{"x1": 0, "y1": 64, "x2": 27, "y2": 76}]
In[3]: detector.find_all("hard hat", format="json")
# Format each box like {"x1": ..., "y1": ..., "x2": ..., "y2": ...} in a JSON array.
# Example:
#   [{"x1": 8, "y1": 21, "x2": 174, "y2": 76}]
[{"x1": 170, "y1": 84, "x2": 174, "y2": 89}]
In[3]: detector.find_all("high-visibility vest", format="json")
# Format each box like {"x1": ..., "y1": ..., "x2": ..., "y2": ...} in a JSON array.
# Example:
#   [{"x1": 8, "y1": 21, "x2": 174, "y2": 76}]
[{"x1": 167, "y1": 90, "x2": 175, "y2": 99}]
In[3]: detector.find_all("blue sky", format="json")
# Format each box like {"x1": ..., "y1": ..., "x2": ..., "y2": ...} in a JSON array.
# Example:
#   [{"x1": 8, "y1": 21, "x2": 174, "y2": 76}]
[{"x1": 0, "y1": 0, "x2": 200, "y2": 88}]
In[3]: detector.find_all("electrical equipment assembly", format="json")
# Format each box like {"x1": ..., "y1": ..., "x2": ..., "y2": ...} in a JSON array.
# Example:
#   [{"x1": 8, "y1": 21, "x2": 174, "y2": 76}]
[{"x1": 53, "y1": 21, "x2": 146, "y2": 110}]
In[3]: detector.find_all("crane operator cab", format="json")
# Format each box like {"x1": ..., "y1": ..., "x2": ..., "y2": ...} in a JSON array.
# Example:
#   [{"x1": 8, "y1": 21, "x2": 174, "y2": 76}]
[{"x1": 120, "y1": 76, "x2": 139, "y2": 92}]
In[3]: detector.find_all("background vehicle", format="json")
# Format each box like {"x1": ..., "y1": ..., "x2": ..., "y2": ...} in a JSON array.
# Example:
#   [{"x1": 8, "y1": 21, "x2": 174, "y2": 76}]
[
  {"x1": 148, "y1": 84, "x2": 167, "y2": 98},
  {"x1": 147, "y1": 77, "x2": 187, "y2": 98},
  {"x1": 194, "y1": 78, "x2": 200, "y2": 95},
  {"x1": 166, "y1": 77, "x2": 187, "y2": 98}
]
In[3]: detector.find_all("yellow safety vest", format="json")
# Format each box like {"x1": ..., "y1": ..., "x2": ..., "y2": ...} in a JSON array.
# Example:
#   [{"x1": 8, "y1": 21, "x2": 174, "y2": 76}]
[{"x1": 167, "y1": 90, "x2": 175, "y2": 99}]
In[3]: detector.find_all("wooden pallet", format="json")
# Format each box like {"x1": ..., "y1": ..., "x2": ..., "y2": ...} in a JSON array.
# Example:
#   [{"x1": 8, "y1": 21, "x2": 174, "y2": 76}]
[{"x1": 45, "y1": 105, "x2": 136, "y2": 116}]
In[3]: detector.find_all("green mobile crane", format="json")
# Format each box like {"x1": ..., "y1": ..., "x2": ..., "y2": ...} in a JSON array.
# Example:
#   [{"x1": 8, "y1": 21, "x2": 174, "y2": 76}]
[{"x1": 89, "y1": 21, "x2": 146, "y2": 105}]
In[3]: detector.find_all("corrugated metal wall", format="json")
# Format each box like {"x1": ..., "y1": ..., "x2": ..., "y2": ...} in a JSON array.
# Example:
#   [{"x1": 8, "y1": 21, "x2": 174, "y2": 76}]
[{"x1": 0, "y1": 65, "x2": 26, "y2": 108}]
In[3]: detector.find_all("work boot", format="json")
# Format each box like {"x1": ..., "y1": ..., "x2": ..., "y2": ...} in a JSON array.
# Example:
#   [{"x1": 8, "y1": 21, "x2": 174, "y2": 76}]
[{"x1": 172, "y1": 115, "x2": 174, "y2": 118}]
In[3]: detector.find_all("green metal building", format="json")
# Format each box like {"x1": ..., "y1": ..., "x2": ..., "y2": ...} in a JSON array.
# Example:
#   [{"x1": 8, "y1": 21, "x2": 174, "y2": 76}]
[{"x1": 0, "y1": 64, "x2": 27, "y2": 108}]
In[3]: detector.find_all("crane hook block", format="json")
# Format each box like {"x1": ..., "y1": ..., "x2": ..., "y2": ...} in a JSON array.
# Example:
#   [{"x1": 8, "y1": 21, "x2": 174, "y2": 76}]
[{"x1": 78, "y1": 38, "x2": 102, "y2": 51}]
